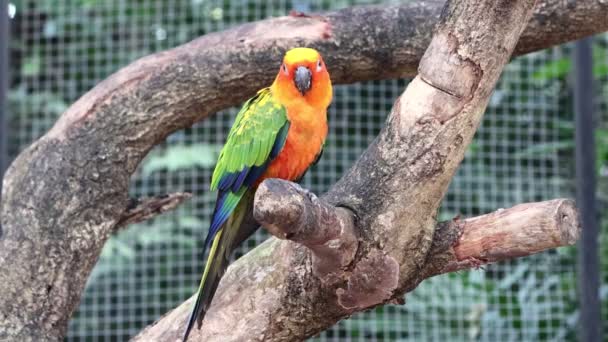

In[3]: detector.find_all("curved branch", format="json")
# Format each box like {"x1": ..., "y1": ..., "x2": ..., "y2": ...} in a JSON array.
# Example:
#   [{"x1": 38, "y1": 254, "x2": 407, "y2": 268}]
[{"x1": 45, "y1": 0, "x2": 608, "y2": 146}]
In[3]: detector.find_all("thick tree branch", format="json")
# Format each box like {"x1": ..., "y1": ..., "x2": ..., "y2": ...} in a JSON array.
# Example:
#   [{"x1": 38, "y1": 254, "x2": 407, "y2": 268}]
[
  {"x1": 133, "y1": 195, "x2": 580, "y2": 341},
  {"x1": 253, "y1": 180, "x2": 580, "y2": 284},
  {"x1": 44, "y1": 0, "x2": 608, "y2": 146},
  {"x1": 252, "y1": 180, "x2": 580, "y2": 285},
  {"x1": 0, "y1": 0, "x2": 600, "y2": 341}
]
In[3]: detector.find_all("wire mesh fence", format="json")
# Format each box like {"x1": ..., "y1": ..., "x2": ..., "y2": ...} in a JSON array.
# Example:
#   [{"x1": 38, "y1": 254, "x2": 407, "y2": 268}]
[{"x1": 4, "y1": 0, "x2": 607, "y2": 341}]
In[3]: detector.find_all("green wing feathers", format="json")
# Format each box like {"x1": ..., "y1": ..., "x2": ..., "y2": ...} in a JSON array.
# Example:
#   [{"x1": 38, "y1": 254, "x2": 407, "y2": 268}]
[
  {"x1": 211, "y1": 88, "x2": 290, "y2": 192},
  {"x1": 183, "y1": 88, "x2": 289, "y2": 341}
]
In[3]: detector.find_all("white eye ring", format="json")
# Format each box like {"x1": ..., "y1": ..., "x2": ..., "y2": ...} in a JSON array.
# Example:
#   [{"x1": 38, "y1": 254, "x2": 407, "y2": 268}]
[
  {"x1": 316, "y1": 60, "x2": 323, "y2": 72},
  {"x1": 282, "y1": 64, "x2": 289, "y2": 75}
]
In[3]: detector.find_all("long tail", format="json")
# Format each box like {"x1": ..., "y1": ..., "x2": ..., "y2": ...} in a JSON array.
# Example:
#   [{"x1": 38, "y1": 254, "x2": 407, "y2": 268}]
[{"x1": 182, "y1": 189, "x2": 256, "y2": 341}]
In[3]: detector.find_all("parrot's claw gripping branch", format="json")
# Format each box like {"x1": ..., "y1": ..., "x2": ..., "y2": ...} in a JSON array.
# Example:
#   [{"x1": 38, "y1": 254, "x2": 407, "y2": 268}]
[{"x1": 254, "y1": 179, "x2": 358, "y2": 278}]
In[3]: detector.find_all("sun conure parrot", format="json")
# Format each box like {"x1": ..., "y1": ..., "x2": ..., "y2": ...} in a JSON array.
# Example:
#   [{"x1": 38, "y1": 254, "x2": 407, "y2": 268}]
[{"x1": 182, "y1": 47, "x2": 333, "y2": 341}]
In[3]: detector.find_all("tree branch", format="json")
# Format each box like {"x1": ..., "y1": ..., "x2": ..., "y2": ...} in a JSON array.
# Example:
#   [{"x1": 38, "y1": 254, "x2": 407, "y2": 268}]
[
  {"x1": 133, "y1": 193, "x2": 580, "y2": 341},
  {"x1": 253, "y1": 180, "x2": 581, "y2": 287},
  {"x1": 253, "y1": 179, "x2": 358, "y2": 279},
  {"x1": 424, "y1": 198, "x2": 580, "y2": 277},
  {"x1": 135, "y1": 0, "x2": 544, "y2": 340},
  {"x1": 43, "y1": 0, "x2": 608, "y2": 145},
  {"x1": 115, "y1": 192, "x2": 192, "y2": 231},
  {"x1": 0, "y1": 0, "x2": 599, "y2": 341}
]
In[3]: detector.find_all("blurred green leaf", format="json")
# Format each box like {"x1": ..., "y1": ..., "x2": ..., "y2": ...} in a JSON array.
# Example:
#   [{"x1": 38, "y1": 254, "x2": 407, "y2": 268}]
[
  {"x1": 141, "y1": 143, "x2": 221, "y2": 176},
  {"x1": 514, "y1": 141, "x2": 574, "y2": 159},
  {"x1": 595, "y1": 64, "x2": 608, "y2": 78},
  {"x1": 532, "y1": 58, "x2": 571, "y2": 81},
  {"x1": 137, "y1": 220, "x2": 198, "y2": 248},
  {"x1": 8, "y1": 87, "x2": 69, "y2": 117},
  {"x1": 532, "y1": 47, "x2": 608, "y2": 81},
  {"x1": 593, "y1": 46, "x2": 608, "y2": 77},
  {"x1": 21, "y1": 54, "x2": 41, "y2": 77},
  {"x1": 90, "y1": 206, "x2": 202, "y2": 283}
]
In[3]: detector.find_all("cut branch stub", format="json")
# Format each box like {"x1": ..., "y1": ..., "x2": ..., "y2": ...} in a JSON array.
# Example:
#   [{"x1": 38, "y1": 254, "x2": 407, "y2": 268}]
[
  {"x1": 254, "y1": 179, "x2": 357, "y2": 278},
  {"x1": 426, "y1": 199, "x2": 580, "y2": 280},
  {"x1": 445, "y1": 198, "x2": 580, "y2": 272}
]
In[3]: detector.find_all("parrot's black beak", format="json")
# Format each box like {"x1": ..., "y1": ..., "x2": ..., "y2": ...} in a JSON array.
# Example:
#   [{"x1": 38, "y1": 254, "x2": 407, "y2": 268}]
[{"x1": 294, "y1": 66, "x2": 312, "y2": 95}]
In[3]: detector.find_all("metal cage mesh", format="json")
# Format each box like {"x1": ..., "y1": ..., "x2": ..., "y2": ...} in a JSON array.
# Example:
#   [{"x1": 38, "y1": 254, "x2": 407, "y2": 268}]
[{"x1": 5, "y1": 1, "x2": 607, "y2": 340}]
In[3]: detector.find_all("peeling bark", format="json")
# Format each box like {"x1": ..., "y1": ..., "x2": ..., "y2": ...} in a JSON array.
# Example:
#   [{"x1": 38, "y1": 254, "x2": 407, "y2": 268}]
[{"x1": 0, "y1": 0, "x2": 599, "y2": 341}]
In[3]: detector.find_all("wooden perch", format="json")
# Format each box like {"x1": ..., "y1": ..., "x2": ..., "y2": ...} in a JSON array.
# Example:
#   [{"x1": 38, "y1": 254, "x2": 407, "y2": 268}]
[
  {"x1": 0, "y1": 0, "x2": 603, "y2": 341},
  {"x1": 254, "y1": 181, "x2": 581, "y2": 279},
  {"x1": 252, "y1": 180, "x2": 580, "y2": 284},
  {"x1": 427, "y1": 198, "x2": 580, "y2": 276},
  {"x1": 115, "y1": 192, "x2": 192, "y2": 230},
  {"x1": 133, "y1": 191, "x2": 580, "y2": 341},
  {"x1": 254, "y1": 179, "x2": 358, "y2": 278}
]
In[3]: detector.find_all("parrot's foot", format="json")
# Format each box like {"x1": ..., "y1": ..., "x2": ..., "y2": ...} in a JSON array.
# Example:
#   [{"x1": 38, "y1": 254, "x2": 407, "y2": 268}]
[{"x1": 301, "y1": 186, "x2": 318, "y2": 203}]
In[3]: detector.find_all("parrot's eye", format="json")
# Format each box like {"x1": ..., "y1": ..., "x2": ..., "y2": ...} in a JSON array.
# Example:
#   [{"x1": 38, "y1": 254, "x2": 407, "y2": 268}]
[
  {"x1": 316, "y1": 60, "x2": 323, "y2": 72},
  {"x1": 282, "y1": 63, "x2": 289, "y2": 75}
]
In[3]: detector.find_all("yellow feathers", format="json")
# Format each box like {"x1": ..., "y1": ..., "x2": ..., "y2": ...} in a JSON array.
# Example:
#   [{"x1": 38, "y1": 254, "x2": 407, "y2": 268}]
[{"x1": 283, "y1": 47, "x2": 320, "y2": 66}]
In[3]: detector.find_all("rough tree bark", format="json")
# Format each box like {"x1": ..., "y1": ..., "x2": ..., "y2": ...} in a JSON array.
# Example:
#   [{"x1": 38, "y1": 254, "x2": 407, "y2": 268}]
[{"x1": 0, "y1": 0, "x2": 602, "y2": 341}]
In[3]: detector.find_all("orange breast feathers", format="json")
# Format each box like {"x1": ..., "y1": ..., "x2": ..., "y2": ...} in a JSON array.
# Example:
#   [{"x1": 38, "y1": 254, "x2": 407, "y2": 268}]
[{"x1": 263, "y1": 106, "x2": 328, "y2": 181}]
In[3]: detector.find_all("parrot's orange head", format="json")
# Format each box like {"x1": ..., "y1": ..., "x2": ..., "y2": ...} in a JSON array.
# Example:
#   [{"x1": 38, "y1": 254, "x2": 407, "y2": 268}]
[{"x1": 273, "y1": 47, "x2": 332, "y2": 109}]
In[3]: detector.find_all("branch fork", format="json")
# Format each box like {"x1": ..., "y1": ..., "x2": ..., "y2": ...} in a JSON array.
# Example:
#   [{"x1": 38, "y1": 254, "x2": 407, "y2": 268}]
[{"x1": 254, "y1": 179, "x2": 581, "y2": 293}]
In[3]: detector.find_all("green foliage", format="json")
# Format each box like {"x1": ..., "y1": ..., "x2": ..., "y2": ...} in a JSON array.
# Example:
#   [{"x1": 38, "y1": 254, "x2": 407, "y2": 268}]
[
  {"x1": 8, "y1": 86, "x2": 69, "y2": 118},
  {"x1": 532, "y1": 58, "x2": 572, "y2": 82},
  {"x1": 90, "y1": 206, "x2": 202, "y2": 283},
  {"x1": 141, "y1": 143, "x2": 221, "y2": 177},
  {"x1": 20, "y1": 52, "x2": 41, "y2": 77},
  {"x1": 532, "y1": 46, "x2": 608, "y2": 82}
]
